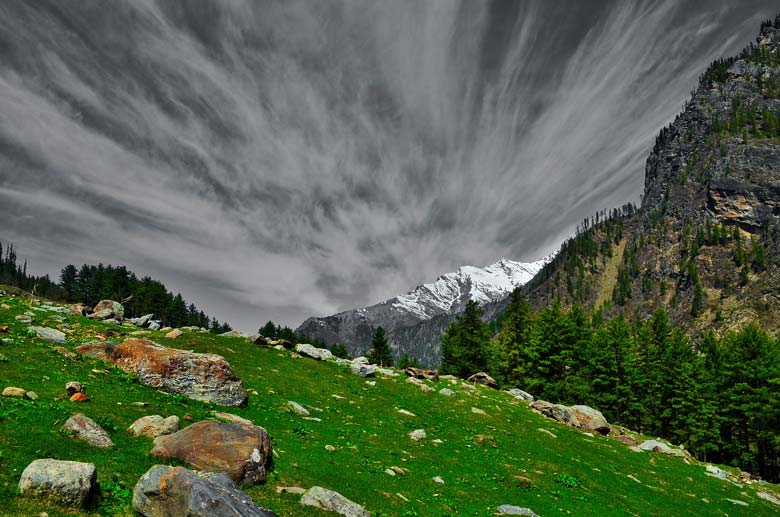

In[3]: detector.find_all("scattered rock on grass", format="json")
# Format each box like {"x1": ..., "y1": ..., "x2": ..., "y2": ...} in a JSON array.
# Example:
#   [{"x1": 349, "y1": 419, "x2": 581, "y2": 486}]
[
  {"x1": 54, "y1": 347, "x2": 79, "y2": 360},
  {"x1": 467, "y1": 372, "x2": 499, "y2": 389},
  {"x1": 757, "y1": 492, "x2": 780, "y2": 505},
  {"x1": 66, "y1": 381, "x2": 85, "y2": 397},
  {"x1": 295, "y1": 343, "x2": 333, "y2": 361},
  {"x1": 70, "y1": 392, "x2": 90, "y2": 402},
  {"x1": 439, "y1": 388, "x2": 455, "y2": 397},
  {"x1": 277, "y1": 486, "x2": 307, "y2": 495},
  {"x1": 496, "y1": 505, "x2": 539, "y2": 516},
  {"x1": 213, "y1": 412, "x2": 254, "y2": 427},
  {"x1": 2, "y1": 386, "x2": 27, "y2": 398},
  {"x1": 351, "y1": 364, "x2": 376, "y2": 378},
  {"x1": 165, "y1": 328, "x2": 183, "y2": 339},
  {"x1": 133, "y1": 465, "x2": 277, "y2": 517},
  {"x1": 570, "y1": 405, "x2": 611, "y2": 435},
  {"x1": 288, "y1": 401, "x2": 310, "y2": 416},
  {"x1": 151, "y1": 420, "x2": 272, "y2": 486},
  {"x1": 62, "y1": 413, "x2": 114, "y2": 448},
  {"x1": 409, "y1": 429, "x2": 426, "y2": 441},
  {"x1": 18, "y1": 459, "x2": 98, "y2": 509},
  {"x1": 506, "y1": 388, "x2": 534, "y2": 402},
  {"x1": 15, "y1": 314, "x2": 32, "y2": 323},
  {"x1": 300, "y1": 486, "x2": 370, "y2": 517},
  {"x1": 29, "y1": 326, "x2": 67, "y2": 344},
  {"x1": 433, "y1": 476, "x2": 444, "y2": 484},
  {"x1": 128, "y1": 415, "x2": 180, "y2": 439},
  {"x1": 471, "y1": 407, "x2": 486, "y2": 415},
  {"x1": 88, "y1": 300, "x2": 124, "y2": 321}
]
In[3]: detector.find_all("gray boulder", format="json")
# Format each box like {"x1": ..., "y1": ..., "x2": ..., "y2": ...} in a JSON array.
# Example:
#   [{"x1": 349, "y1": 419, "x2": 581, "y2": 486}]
[
  {"x1": 134, "y1": 314, "x2": 155, "y2": 327},
  {"x1": 571, "y1": 405, "x2": 611, "y2": 435},
  {"x1": 62, "y1": 413, "x2": 114, "y2": 448},
  {"x1": 300, "y1": 486, "x2": 370, "y2": 516},
  {"x1": 351, "y1": 364, "x2": 377, "y2": 378},
  {"x1": 128, "y1": 415, "x2": 180, "y2": 439},
  {"x1": 29, "y1": 326, "x2": 67, "y2": 344},
  {"x1": 18, "y1": 459, "x2": 98, "y2": 508},
  {"x1": 133, "y1": 465, "x2": 277, "y2": 517},
  {"x1": 506, "y1": 388, "x2": 534, "y2": 402},
  {"x1": 88, "y1": 300, "x2": 124, "y2": 321},
  {"x1": 295, "y1": 343, "x2": 334, "y2": 361}
]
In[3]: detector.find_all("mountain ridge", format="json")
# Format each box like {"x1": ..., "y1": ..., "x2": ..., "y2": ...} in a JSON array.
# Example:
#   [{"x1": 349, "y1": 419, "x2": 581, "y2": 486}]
[{"x1": 296, "y1": 256, "x2": 548, "y2": 365}]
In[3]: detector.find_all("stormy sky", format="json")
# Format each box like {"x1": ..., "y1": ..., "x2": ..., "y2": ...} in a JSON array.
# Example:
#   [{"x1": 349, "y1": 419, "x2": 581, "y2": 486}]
[{"x1": 0, "y1": 0, "x2": 775, "y2": 331}]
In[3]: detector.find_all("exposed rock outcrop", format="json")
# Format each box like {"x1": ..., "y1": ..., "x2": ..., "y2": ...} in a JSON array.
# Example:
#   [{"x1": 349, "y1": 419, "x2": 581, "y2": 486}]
[{"x1": 18, "y1": 459, "x2": 98, "y2": 508}]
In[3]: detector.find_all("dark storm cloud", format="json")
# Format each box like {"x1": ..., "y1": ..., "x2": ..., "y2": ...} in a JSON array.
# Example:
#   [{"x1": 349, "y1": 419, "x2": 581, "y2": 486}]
[{"x1": 0, "y1": 0, "x2": 776, "y2": 331}]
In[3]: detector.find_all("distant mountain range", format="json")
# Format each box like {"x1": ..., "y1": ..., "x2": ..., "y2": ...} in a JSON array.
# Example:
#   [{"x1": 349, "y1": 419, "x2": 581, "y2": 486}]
[{"x1": 296, "y1": 257, "x2": 549, "y2": 366}]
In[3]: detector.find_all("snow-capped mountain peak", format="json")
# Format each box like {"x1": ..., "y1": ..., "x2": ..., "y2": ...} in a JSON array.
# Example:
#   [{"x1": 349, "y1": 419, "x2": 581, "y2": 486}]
[{"x1": 391, "y1": 257, "x2": 548, "y2": 319}]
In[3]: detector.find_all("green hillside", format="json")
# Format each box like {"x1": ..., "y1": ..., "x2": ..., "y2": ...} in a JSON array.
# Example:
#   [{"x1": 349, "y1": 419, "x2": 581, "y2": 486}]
[{"x1": 0, "y1": 288, "x2": 778, "y2": 516}]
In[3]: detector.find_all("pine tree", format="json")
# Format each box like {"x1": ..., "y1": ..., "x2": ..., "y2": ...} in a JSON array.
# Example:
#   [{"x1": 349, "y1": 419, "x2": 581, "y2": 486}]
[
  {"x1": 367, "y1": 326, "x2": 394, "y2": 367},
  {"x1": 259, "y1": 321, "x2": 278, "y2": 338},
  {"x1": 59, "y1": 264, "x2": 78, "y2": 300},
  {"x1": 441, "y1": 301, "x2": 491, "y2": 378},
  {"x1": 492, "y1": 289, "x2": 534, "y2": 387}
]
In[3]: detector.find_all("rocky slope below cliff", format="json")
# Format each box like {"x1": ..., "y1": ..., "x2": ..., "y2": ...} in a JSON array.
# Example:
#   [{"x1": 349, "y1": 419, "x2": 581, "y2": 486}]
[{"x1": 297, "y1": 258, "x2": 546, "y2": 366}]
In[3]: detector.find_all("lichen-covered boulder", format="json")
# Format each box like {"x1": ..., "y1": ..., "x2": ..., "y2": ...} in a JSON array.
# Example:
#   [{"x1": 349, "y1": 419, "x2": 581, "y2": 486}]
[
  {"x1": 18, "y1": 459, "x2": 98, "y2": 508},
  {"x1": 151, "y1": 420, "x2": 272, "y2": 486},
  {"x1": 75, "y1": 339, "x2": 247, "y2": 407},
  {"x1": 128, "y1": 415, "x2": 180, "y2": 439},
  {"x1": 62, "y1": 413, "x2": 113, "y2": 448},
  {"x1": 571, "y1": 405, "x2": 611, "y2": 435},
  {"x1": 295, "y1": 343, "x2": 333, "y2": 361},
  {"x1": 133, "y1": 465, "x2": 277, "y2": 517},
  {"x1": 88, "y1": 300, "x2": 124, "y2": 321},
  {"x1": 467, "y1": 372, "x2": 499, "y2": 389},
  {"x1": 300, "y1": 486, "x2": 370, "y2": 517}
]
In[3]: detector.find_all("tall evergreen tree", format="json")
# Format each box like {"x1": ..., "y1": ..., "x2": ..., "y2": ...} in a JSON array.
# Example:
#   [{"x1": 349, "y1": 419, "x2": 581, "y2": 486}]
[
  {"x1": 367, "y1": 325, "x2": 394, "y2": 367},
  {"x1": 59, "y1": 264, "x2": 78, "y2": 299},
  {"x1": 492, "y1": 288, "x2": 534, "y2": 387},
  {"x1": 440, "y1": 301, "x2": 491, "y2": 378}
]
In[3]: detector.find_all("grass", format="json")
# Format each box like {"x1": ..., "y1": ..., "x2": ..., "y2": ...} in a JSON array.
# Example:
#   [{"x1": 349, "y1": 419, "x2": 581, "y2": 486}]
[{"x1": 0, "y1": 288, "x2": 779, "y2": 516}]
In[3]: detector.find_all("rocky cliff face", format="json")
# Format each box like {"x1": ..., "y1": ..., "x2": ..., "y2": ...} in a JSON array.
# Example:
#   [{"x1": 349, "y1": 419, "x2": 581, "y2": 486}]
[
  {"x1": 296, "y1": 258, "x2": 546, "y2": 367},
  {"x1": 526, "y1": 22, "x2": 780, "y2": 337}
]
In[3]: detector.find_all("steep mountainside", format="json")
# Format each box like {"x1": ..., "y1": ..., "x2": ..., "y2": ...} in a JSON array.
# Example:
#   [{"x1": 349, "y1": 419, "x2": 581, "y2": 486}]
[
  {"x1": 297, "y1": 258, "x2": 546, "y2": 366},
  {"x1": 526, "y1": 21, "x2": 780, "y2": 338}
]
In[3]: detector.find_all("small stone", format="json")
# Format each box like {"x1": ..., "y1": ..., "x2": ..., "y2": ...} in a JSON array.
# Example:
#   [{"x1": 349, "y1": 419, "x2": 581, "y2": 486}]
[
  {"x1": 409, "y1": 429, "x2": 426, "y2": 441},
  {"x1": 15, "y1": 314, "x2": 32, "y2": 323},
  {"x1": 131, "y1": 402, "x2": 149, "y2": 407},
  {"x1": 300, "y1": 486, "x2": 370, "y2": 517},
  {"x1": 398, "y1": 409, "x2": 416, "y2": 417},
  {"x1": 537, "y1": 428, "x2": 557, "y2": 439},
  {"x1": 0, "y1": 303, "x2": 9, "y2": 310},
  {"x1": 325, "y1": 445, "x2": 336, "y2": 452},
  {"x1": 433, "y1": 476, "x2": 444, "y2": 484},
  {"x1": 2, "y1": 387, "x2": 26, "y2": 398},
  {"x1": 471, "y1": 407, "x2": 486, "y2": 415},
  {"x1": 496, "y1": 505, "x2": 539, "y2": 516},
  {"x1": 165, "y1": 329, "x2": 183, "y2": 339},
  {"x1": 506, "y1": 388, "x2": 535, "y2": 402},
  {"x1": 627, "y1": 474, "x2": 642, "y2": 484},
  {"x1": 66, "y1": 381, "x2": 85, "y2": 396},
  {"x1": 439, "y1": 388, "x2": 456, "y2": 397},
  {"x1": 351, "y1": 364, "x2": 377, "y2": 378},
  {"x1": 276, "y1": 486, "x2": 307, "y2": 495},
  {"x1": 365, "y1": 381, "x2": 376, "y2": 386},
  {"x1": 288, "y1": 401, "x2": 310, "y2": 416},
  {"x1": 25, "y1": 391, "x2": 38, "y2": 400},
  {"x1": 385, "y1": 469, "x2": 396, "y2": 476},
  {"x1": 726, "y1": 499, "x2": 749, "y2": 507},
  {"x1": 467, "y1": 372, "x2": 499, "y2": 389},
  {"x1": 62, "y1": 413, "x2": 113, "y2": 448},
  {"x1": 757, "y1": 492, "x2": 780, "y2": 505},
  {"x1": 617, "y1": 434, "x2": 637, "y2": 446},
  {"x1": 70, "y1": 392, "x2": 90, "y2": 402}
]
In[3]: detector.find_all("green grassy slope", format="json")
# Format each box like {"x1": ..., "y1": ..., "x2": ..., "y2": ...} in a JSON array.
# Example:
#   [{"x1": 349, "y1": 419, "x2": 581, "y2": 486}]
[{"x1": 0, "y1": 289, "x2": 777, "y2": 516}]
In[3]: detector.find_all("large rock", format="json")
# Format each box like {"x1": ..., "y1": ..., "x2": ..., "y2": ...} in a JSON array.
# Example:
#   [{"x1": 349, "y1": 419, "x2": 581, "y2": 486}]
[
  {"x1": 29, "y1": 326, "x2": 67, "y2": 344},
  {"x1": 467, "y1": 372, "x2": 499, "y2": 389},
  {"x1": 300, "y1": 486, "x2": 370, "y2": 517},
  {"x1": 295, "y1": 343, "x2": 334, "y2": 361},
  {"x1": 351, "y1": 364, "x2": 377, "y2": 378},
  {"x1": 531, "y1": 401, "x2": 579, "y2": 427},
  {"x1": 151, "y1": 420, "x2": 272, "y2": 486},
  {"x1": 18, "y1": 459, "x2": 98, "y2": 508},
  {"x1": 132, "y1": 314, "x2": 155, "y2": 327},
  {"x1": 571, "y1": 405, "x2": 611, "y2": 435},
  {"x1": 129, "y1": 415, "x2": 180, "y2": 439},
  {"x1": 62, "y1": 413, "x2": 114, "y2": 448},
  {"x1": 75, "y1": 339, "x2": 247, "y2": 407},
  {"x1": 133, "y1": 465, "x2": 277, "y2": 517},
  {"x1": 88, "y1": 300, "x2": 124, "y2": 321}
]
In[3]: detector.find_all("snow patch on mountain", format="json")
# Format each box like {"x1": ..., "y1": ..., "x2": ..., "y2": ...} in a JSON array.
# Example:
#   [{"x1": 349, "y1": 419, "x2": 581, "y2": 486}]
[{"x1": 390, "y1": 257, "x2": 548, "y2": 319}]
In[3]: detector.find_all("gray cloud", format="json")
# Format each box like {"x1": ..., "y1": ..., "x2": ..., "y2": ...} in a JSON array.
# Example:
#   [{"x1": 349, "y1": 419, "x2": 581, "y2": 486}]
[{"x1": 0, "y1": 0, "x2": 775, "y2": 331}]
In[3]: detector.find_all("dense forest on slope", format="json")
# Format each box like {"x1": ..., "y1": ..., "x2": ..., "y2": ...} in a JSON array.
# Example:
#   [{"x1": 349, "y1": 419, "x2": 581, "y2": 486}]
[
  {"x1": 0, "y1": 240, "x2": 229, "y2": 331},
  {"x1": 443, "y1": 291, "x2": 780, "y2": 482}
]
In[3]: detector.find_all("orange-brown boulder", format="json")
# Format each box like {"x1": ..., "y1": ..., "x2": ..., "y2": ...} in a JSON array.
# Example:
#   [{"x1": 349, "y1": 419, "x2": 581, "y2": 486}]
[
  {"x1": 151, "y1": 420, "x2": 272, "y2": 486},
  {"x1": 75, "y1": 339, "x2": 247, "y2": 407}
]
